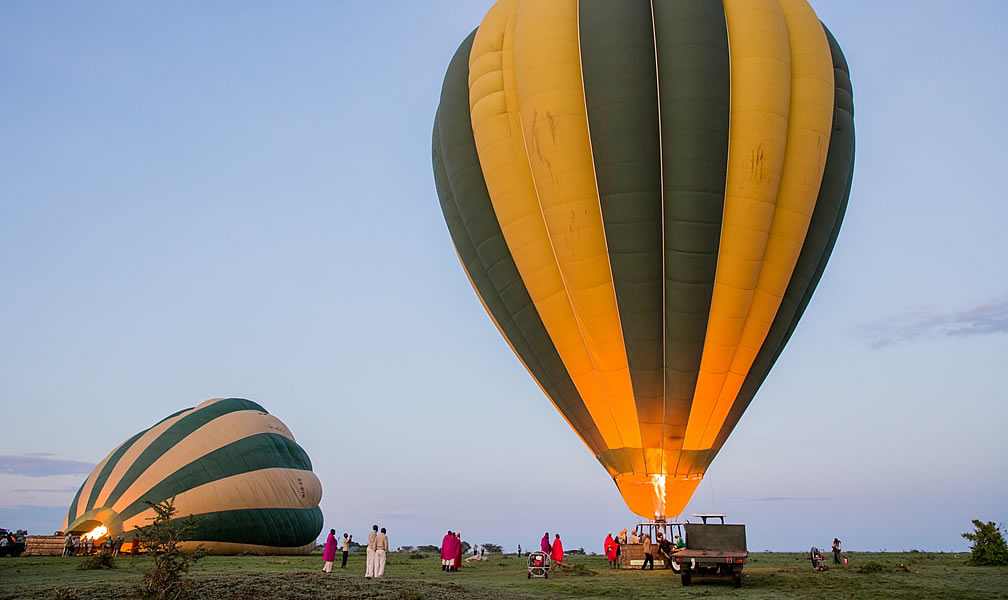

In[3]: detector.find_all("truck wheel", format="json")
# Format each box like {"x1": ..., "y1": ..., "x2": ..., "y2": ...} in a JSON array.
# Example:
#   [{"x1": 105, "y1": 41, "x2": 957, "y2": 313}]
[
  {"x1": 734, "y1": 571, "x2": 742, "y2": 588},
  {"x1": 11, "y1": 550, "x2": 22, "y2": 558},
  {"x1": 681, "y1": 571, "x2": 691, "y2": 586}
]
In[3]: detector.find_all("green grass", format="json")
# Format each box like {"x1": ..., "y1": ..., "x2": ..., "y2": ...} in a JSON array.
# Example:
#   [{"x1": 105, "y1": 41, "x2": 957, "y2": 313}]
[{"x1": 2, "y1": 551, "x2": 1006, "y2": 599}]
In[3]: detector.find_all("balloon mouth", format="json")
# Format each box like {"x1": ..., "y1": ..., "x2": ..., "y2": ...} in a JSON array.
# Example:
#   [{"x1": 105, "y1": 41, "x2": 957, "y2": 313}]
[{"x1": 615, "y1": 474, "x2": 703, "y2": 520}]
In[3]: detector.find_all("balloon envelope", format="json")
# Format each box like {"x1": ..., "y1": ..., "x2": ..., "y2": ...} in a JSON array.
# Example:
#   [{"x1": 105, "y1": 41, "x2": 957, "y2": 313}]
[
  {"x1": 63, "y1": 398, "x2": 323, "y2": 554},
  {"x1": 433, "y1": 0, "x2": 854, "y2": 518}
]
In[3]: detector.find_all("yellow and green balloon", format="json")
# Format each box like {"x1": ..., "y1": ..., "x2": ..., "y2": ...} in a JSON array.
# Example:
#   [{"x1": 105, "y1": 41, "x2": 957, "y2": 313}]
[
  {"x1": 63, "y1": 398, "x2": 323, "y2": 554},
  {"x1": 433, "y1": 0, "x2": 854, "y2": 519}
]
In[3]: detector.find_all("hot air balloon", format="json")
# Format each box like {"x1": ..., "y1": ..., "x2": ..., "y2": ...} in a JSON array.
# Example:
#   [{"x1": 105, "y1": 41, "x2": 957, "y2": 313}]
[
  {"x1": 432, "y1": 0, "x2": 854, "y2": 519},
  {"x1": 63, "y1": 398, "x2": 323, "y2": 554}
]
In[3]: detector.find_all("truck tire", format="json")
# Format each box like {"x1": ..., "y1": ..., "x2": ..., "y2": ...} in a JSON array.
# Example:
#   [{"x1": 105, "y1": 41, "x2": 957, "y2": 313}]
[
  {"x1": 681, "y1": 571, "x2": 691, "y2": 586},
  {"x1": 734, "y1": 571, "x2": 742, "y2": 588}
]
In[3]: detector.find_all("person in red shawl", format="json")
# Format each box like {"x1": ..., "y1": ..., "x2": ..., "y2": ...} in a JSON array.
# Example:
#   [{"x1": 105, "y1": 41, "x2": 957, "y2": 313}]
[
  {"x1": 541, "y1": 532, "x2": 551, "y2": 553},
  {"x1": 441, "y1": 530, "x2": 454, "y2": 571},
  {"x1": 453, "y1": 532, "x2": 462, "y2": 571},
  {"x1": 322, "y1": 529, "x2": 337, "y2": 573},
  {"x1": 550, "y1": 533, "x2": 564, "y2": 565},
  {"x1": 604, "y1": 532, "x2": 618, "y2": 568}
]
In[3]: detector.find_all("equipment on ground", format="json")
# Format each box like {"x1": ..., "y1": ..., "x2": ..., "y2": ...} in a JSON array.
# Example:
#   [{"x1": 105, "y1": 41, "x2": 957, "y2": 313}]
[{"x1": 527, "y1": 550, "x2": 551, "y2": 579}]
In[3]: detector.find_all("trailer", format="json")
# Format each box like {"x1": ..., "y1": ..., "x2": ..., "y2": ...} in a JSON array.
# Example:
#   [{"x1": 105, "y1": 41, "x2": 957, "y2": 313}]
[{"x1": 672, "y1": 514, "x2": 747, "y2": 588}]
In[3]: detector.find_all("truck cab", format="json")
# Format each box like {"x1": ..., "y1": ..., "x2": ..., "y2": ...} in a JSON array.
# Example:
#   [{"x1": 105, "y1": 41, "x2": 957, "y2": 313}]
[{"x1": 672, "y1": 514, "x2": 747, "y2": 588}]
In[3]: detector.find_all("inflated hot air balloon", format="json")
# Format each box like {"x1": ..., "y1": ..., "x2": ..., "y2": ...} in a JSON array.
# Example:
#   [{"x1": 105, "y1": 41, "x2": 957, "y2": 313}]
[
  {"x1": 432, "y1": 0, "x2": 854, "y2": 519},
  {"x1": 63, "y1": 398, "x2": 323, "y2": 554}
]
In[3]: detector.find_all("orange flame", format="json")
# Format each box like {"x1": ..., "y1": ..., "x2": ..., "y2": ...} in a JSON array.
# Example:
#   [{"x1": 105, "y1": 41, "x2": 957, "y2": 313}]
[
  {"x1": 82, "y1": 525, "x2": 108, "y2": 541},
  {"x1": 650, "y1": 473, "x2": 667, "y2": 520}
]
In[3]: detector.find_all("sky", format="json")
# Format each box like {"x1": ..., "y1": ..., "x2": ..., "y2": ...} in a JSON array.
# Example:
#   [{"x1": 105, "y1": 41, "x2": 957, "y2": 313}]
[{"x1": 1, "y1": 0, "x2": 1006, "y2": 554}]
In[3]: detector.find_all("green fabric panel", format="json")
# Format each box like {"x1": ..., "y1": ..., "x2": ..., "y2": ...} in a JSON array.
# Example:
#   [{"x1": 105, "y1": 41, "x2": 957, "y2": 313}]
[
  {"x1": 117, "y1": 432, "x2": 312, "y2": 523},
  {"x1": 434, "y1": 33, "x2": 607, "y2": 454},
  {"x1": 102, "y1": 399, "x2": 267, "y2": 510},
  {"x1": 182, "y1": 507, "x2": 323, "y2": 548},
  {"x1": 708, "y1": 23, "x2": 855, "y2": 459},
  {"x1": 580, "y1": 0, "x2": 664, "y2": 441},
  {"x1": 652, "y1": 0, "x2": 730, "y2": 466},
  {"x1": 82, "y1": 429, "x2": 148, "y2": 513}
]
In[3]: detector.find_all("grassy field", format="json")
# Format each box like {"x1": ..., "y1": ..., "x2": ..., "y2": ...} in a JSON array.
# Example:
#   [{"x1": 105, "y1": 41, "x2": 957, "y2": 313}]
[{"x1": 2, "y1": 551, "x2": 1006, "y2": 600}]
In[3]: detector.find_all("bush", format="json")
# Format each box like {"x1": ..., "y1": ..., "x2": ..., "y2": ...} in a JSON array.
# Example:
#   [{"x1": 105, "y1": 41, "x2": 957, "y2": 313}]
[
  {"x1": 857, "y1": 561, "x2": 886, "y2": 574},
  {"x1": 482, "y1": 543, "x2": 502, "y2": 553},
  {"x1": 77, "y1": 546, "x2": 117, "y2": 571},
  {"x1": 133, "y1": 497, "x2": 206, "y2": 599},
  {"x1": 962, "y1": 520, "x2": 1008, "y2": 566}
]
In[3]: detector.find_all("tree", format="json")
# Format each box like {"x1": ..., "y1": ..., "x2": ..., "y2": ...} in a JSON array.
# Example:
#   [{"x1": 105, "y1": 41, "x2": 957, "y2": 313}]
[
  {"x1": 482, "y1": 543, "x2": 502, "y2": 553},
  {"x1": 461, "y1": 541, "x2": 471, "y2": 554},
  {"x1": 962, "y1": 520, "x2": 1008, "y2": 566},
  {"x1": 133, "y1": 497, "x2": 206, "y2": 599}
]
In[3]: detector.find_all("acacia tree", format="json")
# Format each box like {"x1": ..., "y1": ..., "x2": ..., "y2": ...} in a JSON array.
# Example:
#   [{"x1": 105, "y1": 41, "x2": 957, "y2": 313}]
[
  {"x1": 133, "y1": 497, "x2": 206, "y2": 599},
  {"x1": 962, "y1": 520, "x2": 1008, "y2": 566}
]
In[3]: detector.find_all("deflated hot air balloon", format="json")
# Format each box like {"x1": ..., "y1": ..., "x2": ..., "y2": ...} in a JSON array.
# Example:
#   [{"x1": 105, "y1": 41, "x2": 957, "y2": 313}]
[
  {"x1": 433, "y1": 0, "x2": 854, "y2": 519},
  {"x1": 63, "y1": 398, "x2": 323, "y2": 554}
]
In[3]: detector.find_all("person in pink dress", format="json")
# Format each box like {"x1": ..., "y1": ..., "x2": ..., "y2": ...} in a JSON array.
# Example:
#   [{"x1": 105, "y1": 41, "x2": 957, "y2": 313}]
[
  {"x1": 322, "y1": 529, "x2": 337, "y2": 573},
  {"x1": 441, "y1": 530, "x2": 454, "y2": 572}
]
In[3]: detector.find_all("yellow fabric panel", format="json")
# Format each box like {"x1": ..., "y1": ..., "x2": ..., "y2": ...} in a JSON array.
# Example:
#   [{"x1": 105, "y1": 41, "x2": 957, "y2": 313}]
[
  {"x1": 120, "y1": 468, "x2": 321, "y2": 534},
  {"x1": 64, "y1": 438, "x2": 128, "y2": 527},
  {"x1": 510, "y1": 0, "x2": 641, "y2": 451},
  {"x1": 468, "y1": 0, "x2": 628, "y2": 450},
  {"x1": 111, "y1": 411, "x2": 295, "y2": 514},
  {"x1": 699, "y1": 0, "x2": 835, "y2": 447},
  {"x1": 91, "y1": 403, "x2": 205, "y2": 509},
  {"x1": 683, "y1": 0, "x2": 792, "y2": 451}
]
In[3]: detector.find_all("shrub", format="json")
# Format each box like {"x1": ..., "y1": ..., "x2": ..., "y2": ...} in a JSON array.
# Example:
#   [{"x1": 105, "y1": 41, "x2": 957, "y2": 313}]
[
  {"x1": 50, "y1": 587, "x2": 79, "y2": 600},
  {"x1": 133, "y1": 497, "x2": 206, "y2": 599},
  {"x1": 77, "y1": 545, "x2": 117, "y2": 571},
  {"x1": 857, "y1": 561, "x2": 886, "y2": 574},
  {"x1": 962, "y1": 520, "x2": 1008, "y2": 566}
]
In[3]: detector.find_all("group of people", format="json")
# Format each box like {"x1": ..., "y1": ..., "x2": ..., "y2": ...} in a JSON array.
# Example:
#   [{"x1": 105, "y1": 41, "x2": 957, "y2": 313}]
[
  {"x1": 321, "y1": 530, "x2": 352, "y2": 572},
  {"x1": 321, "y1": 524, "x2": 388, "y2": 578},
  {"x1": 539, "y1": 532, "x2": 565, "y2": 566},
  {"x1": 603, "y1": 528, "x2": 685, "y2": 569},
  {"x1": 440, "y1": 531, "x2": 463, "y2": 571},
  {"x1": 62, "y1": 533, "x2": 126, "y2": 557}
]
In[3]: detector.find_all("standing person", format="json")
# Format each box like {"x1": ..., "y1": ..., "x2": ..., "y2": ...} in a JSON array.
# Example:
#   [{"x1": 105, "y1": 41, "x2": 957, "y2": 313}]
[
  {"x1": 832, "y1": 538, "x2": 842, "y2": 565},
  {"x1": 550, "y1": 533, "x2": 564, "y2": 566},
  {"x1": 365, "y1": 524, "x2": 379, "y2": 578},
  {"x1": 322, "y1": 529, "x2": 337, "y2": 573},
  {"x1": 441, "y1": 531, "x2": 453, "y2": 571},
  {"x1": 374, "y1": 528, "x2": 389, "y2": 577},
  {"x1": 540, "y1": 532, "x2": 551, "y2": 553},
  {"x1": 604, "y1": 532, "x2": 617, "y2": 568},
  {"x1": 641, "y1": 534, "x2": 654, "y2": 570},
  {"x1": 113, "y1": 536, "x2": 123, "y2": 557},
  {"x1": 63, "y1": 533, "x2": 72, "y2": 557},
  {"x1": 480, "y1": 545, "x2": 485, "y2": 557},
  {"x1": 517, "y1": 544, "x2": 521, "y2": 556},
  {"x1": 341, "y1": 533, "x2": 352, "y2": 568},
  {"x1": 453, "y1": 532, "x2": 462, "y2": 571}
]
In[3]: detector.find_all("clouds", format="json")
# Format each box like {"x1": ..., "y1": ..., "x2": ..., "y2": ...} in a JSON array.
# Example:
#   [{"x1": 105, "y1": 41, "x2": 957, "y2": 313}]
[
  {"x1": 0, "y1": 455, "x2": 95, "y2": 477},
  {"x1": 864, "y1": 294, "x2": 1008, "y2": 348}
]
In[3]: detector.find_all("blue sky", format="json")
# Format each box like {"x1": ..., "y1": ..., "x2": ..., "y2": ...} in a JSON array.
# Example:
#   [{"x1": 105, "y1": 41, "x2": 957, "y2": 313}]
[{"x1": 1, "y1": 1, "x2": 1005, "y2": 554}]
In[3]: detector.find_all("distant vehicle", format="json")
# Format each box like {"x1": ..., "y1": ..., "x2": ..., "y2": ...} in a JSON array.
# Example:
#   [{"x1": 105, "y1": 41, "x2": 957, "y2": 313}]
[
  {"x1": 0, "y1": 528, "x2": 26, "y2": 557},
  {"x1": 672, "y1": 514, "x2": 747, "y2": 588}
]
